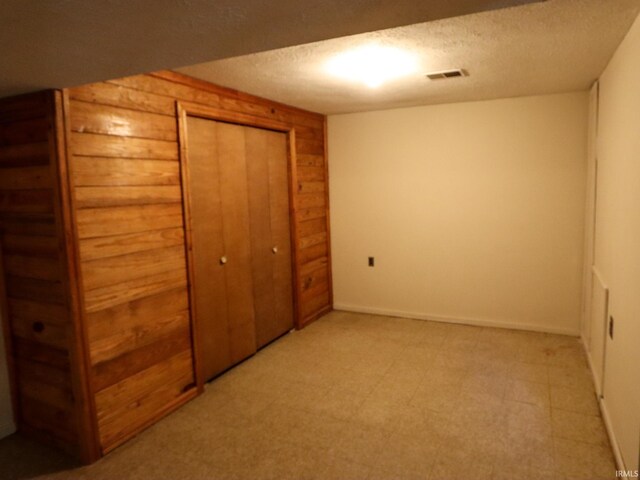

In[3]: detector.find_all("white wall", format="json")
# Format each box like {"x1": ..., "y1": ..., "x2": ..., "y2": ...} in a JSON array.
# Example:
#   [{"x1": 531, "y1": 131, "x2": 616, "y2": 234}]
[
  {"x1": 328, "y1": 92, "x2": 588, "y2": 335},
  {"x1": 0, "y1": 311, "x2": 15, "y2": 438},
  {"x1": 591, "y1": 11, "x2": 640, "y2": 471}
]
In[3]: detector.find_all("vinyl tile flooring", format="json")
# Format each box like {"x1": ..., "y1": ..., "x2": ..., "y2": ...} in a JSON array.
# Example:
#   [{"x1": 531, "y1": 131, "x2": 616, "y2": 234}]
[{"x1": 0, "y1": 311, "x2": 617, "y2": 479}]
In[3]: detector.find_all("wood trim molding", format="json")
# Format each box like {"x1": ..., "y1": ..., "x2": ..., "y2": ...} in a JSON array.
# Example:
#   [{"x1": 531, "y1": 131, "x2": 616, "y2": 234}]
[
  {"x1": 54, "y1": 89, "x2": 102, "y2": 463},
  {"x1": 178, "y1": 100, "x2": 294, "y2": 132},
  {"x1": 322, "y1": 117, "x2": 334, "y2": 310},
  {"x1": 175, "y1": 102, "x2": 204, "y2": 393}
]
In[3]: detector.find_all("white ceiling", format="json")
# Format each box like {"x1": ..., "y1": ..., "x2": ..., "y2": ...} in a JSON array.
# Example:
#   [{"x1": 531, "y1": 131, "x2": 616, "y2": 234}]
[
  {"x1": 0, "y1": 0, "x2": 539, "y2": 99},
  {"x1": 178, "y1": 0, "x2": 640, "y2": 114}
]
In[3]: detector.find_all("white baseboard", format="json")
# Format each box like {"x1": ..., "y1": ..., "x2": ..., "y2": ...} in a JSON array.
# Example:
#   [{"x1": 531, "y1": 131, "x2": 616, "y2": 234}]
[
  {"x1": 0, "y1": 418, "x2": 16, "y2": 440},
  {"x1": 580, "y1": 336, "x2": 626, "y2": 471},
  {"x1": 333, "y1": 303, "x2": 580, "y2": 336}
]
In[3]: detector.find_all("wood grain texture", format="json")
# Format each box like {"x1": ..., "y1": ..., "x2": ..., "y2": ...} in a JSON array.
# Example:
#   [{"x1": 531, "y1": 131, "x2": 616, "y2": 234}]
[
  {"x1": 0, "y1": 90, "x2": 83, "y2": 457},
  {"x1": 94, "y1": 350, "x2": 194, "y2": 449},
  {"x1": 79, "y1": 227, "x2": 184, "y2": 261},
  {"x1": 71, "y1": 133, "x2": 178, "y2": 160},
  {"x1": 83, "y1": 267, "x2": 187, "y2": 314},
  {"x1": 76, "y1": 203, "x2": 183, "y2": 239},
  {"x1": 75, "y1": 71, "x2": 331, "y2": 332},
  {"x1": 81, "y1": 245, "x2": 186, "y2": 291},
  {"x1": 74, "y1": 185, "x2": 182, "y2": 208},
  {"x1": 0, "y1": 71, "x2": 331, "y2": 459},
  {"x1": 69, "y1": 83, "x2": 175, "y2": 116},
  {"x1": 70, "y1": 101, "x2": 177, "y2": 141},
  {"x1": 72, "y1": 157, "x2": 180, "y2": 187}
]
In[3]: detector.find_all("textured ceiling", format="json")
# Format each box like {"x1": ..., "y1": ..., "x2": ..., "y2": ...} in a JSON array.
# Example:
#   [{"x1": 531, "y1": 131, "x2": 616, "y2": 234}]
[
  {"x1": 178, "y1": 0, "x2": 640, "y2": 114},
  {"x1": 0, "y1": 0, "x2": 540, "y2": 99}
]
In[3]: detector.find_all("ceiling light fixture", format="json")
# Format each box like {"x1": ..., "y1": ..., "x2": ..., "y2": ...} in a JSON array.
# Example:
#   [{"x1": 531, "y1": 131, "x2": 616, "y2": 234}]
[{"x1": 326, "y1": 45, "x2": 418, "y2": 88}]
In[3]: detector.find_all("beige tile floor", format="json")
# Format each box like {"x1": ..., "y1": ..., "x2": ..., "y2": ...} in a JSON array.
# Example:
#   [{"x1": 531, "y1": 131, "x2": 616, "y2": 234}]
[{"x1": 1, "y1": 311, "x2": 617, "y2": 480}]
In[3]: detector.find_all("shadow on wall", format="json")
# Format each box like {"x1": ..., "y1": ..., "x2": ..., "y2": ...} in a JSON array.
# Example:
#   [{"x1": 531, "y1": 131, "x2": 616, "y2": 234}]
[{"x1": 0, "y1": 435, "x2": 78, "y2": 480}]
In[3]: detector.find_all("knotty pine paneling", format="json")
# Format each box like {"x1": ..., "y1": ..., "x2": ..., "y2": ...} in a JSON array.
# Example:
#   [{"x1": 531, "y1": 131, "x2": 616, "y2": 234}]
[
  {"x1": 68, "y1": 70, "x2": 332, "y2": 334},
  {"x1": 0, "y1": 91, "x2": 91, "y2": 458}
]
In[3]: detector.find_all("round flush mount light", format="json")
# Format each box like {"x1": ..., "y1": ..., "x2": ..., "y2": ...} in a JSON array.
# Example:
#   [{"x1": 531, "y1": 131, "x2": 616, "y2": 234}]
[{"x1": 325, "y1": 45, "x2": 418, "y2": 88}]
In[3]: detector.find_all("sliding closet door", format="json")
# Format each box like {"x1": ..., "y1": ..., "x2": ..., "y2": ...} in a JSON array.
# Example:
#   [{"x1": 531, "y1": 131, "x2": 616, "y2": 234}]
[
  {"x1": 245, "y1": 127, "x2": 294, "y2": 348},
  {"x1": 186, "y1": 117, "x2": 256, "y2": 381}
]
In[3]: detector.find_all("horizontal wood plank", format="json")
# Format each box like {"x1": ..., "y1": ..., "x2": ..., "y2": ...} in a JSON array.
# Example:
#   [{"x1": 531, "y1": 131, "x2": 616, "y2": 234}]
[
  {"x1": 297, "y1": 181, "x2": 325, "y2": 194},
  {"x1": 20, "y1": 396, "x2": 76, "y2": 444},
  {"x1": 6, "y1": 276, "x2": 66, "y2": 304},
  {"x1": 71, "y1": 132, "x2": 178, "y2": 160},
  {"x1": 108, "y1": 75, "x2": 221, "y2": 108},
  {"x1": 18, "y1": 374, "x2": 74, "y2": 411},
  {"x1": 92, "y1": 326, "x2": 191, "y2": 392},
  {"x1": 76, "y1": 203, "x2": 184, "y2": 239},
  {"x1": 1, "y1": 233, "x2": 59, "y2": 256},
  {"x1": 0, "y1": 142, "x2": 50, "y2": 167},
  {"x1": 299, "y1": 256, "x2": 329, "y2": 276},
  {"x1": 297, "y1": 154, "x2": 324, "y2": 167},
  {"x1": 87, "y1": 287, "x2": 189, "y2": 343},
  {"x1": 0, "y1": 215, "x2": 56, "y2": 236},
  {"x1": 17, "y1": 358, "x2": 71, "y2": 391},
  {"x1": 296, "y1": 193, "x2": 325, "y2": 209},
  {"x1": 299, "y1": 242, "x2": 328, "y2": 265},
  {"x1": 81, "y1": 245, "x2": 186, "y2": 291},
  {"x1": 72, "y1": 157, "x2": 180, "y2": 187},
  {"x1": 70, "y1": 101, "x2": 177, "y2": 142},
  {"x1": 69, "y1": 83, "x2": 175, "y2": 116},
  {"x1": 90, "y1": 309, "x2": 189, "y2": 369},
  {"x1": 296, "y1": 137, "x2": 324, "y2": 155},
  {"x1": 83, "y1": 268, "x2": 187, "y2": 313},
  {"x1": 297, "y1": 165, "x2": 325, "y2": 182},
  {"x1": 74, "y1": 185, "x2": 182, "y2": 208},
  {"x1": 0, "y1": 117, "x2": 49, "y2": 146},
  {"x1": 79, "y1": 227, "x2": 184, "y2": 261},
  {"x1": 301, "y1": 290, "x2": 331, "y2": 318},
  {"x1": 297, "y1": 217, "x2": 326, "y2": 238},
  {"x1": 8, "y1": 298, "x2": 69, "y2": 325},
  {"x1": 296, "y1": 207, "x2": 326, "y2": 223},
  {"x1": 95, "y1": 350, "x2": 194, "y2": 448},
  {"x1": 298, "y1": 231, "x2": 327, "y2": 249},
  {"x1": 12, "y1": 337, "x2": 70, "y2": 370},
  {"x1": 11, "y1": 312, "x2": 70, "y2": 350},
  {"x1": 0, "y1": 92, "x2": 49, "y2": 122},
  {"x1": 0, "y1": 166, "x2": 52, "y2": 190},
  {"x1": 0, "y1": 189, "x2": 53, "y2": 214},
  {"x1": 4, "y1": 254, "x2": 61, "y2": 281}
]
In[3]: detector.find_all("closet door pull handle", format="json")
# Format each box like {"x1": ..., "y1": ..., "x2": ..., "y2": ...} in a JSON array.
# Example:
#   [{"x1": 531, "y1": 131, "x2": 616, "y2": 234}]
[
  {"x1": 220, "y1": 256, "x2": 228, "y2": 265},
  {"x1": 272, "y1": 246, "x2": 278, "y2": 254}
]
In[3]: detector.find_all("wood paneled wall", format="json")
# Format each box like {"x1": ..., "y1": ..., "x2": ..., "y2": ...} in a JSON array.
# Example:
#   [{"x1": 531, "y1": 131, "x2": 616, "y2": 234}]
[
  {"x1": 0, "y1": 91, "x2": 95, "y2": 459},
  {"x1": 0, "y1": 72, "x2": 331, "y2": 460},
  {"x1": 64, "y1": 71, "x2": 332, "y2": 452},
  {"x1": 67, "y1": 70, "x2": 331, "y2": 324}
]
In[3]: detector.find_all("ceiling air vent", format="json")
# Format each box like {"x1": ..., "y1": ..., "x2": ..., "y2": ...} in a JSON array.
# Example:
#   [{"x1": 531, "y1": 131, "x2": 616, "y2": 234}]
[{"x1": 425, "y1": 69, "x2": 468, "y2": 80}]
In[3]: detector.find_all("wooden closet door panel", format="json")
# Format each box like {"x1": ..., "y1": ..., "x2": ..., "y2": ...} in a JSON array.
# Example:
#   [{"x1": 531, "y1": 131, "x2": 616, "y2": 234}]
[
  {"x1": 266, "y1": 130, "x2": 295, "y2": 337},
  {"x1": 185, "y1": 117, "x2": 230, "y2": 380},
  {"x1": 216, "y1": 122, "x2": 257, "y2": 364},
  {"x1": 245, "y1": 127, "x2": 277, "y2": 348}
]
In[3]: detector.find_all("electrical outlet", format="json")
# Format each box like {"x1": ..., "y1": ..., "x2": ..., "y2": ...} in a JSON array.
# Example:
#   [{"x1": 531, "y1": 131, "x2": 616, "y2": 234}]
[
  {"x1": 368, "y1": 257, "x2": 375, "y2": 267},
  {"x1": 609, "y1": 316, "x2": 614, "y2": 339}
]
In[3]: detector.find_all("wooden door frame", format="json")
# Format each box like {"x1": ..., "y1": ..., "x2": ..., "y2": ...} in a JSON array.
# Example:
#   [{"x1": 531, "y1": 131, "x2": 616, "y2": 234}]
[{"x1": 176, "y1": 101, "x2": 301, "y2": 391}]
